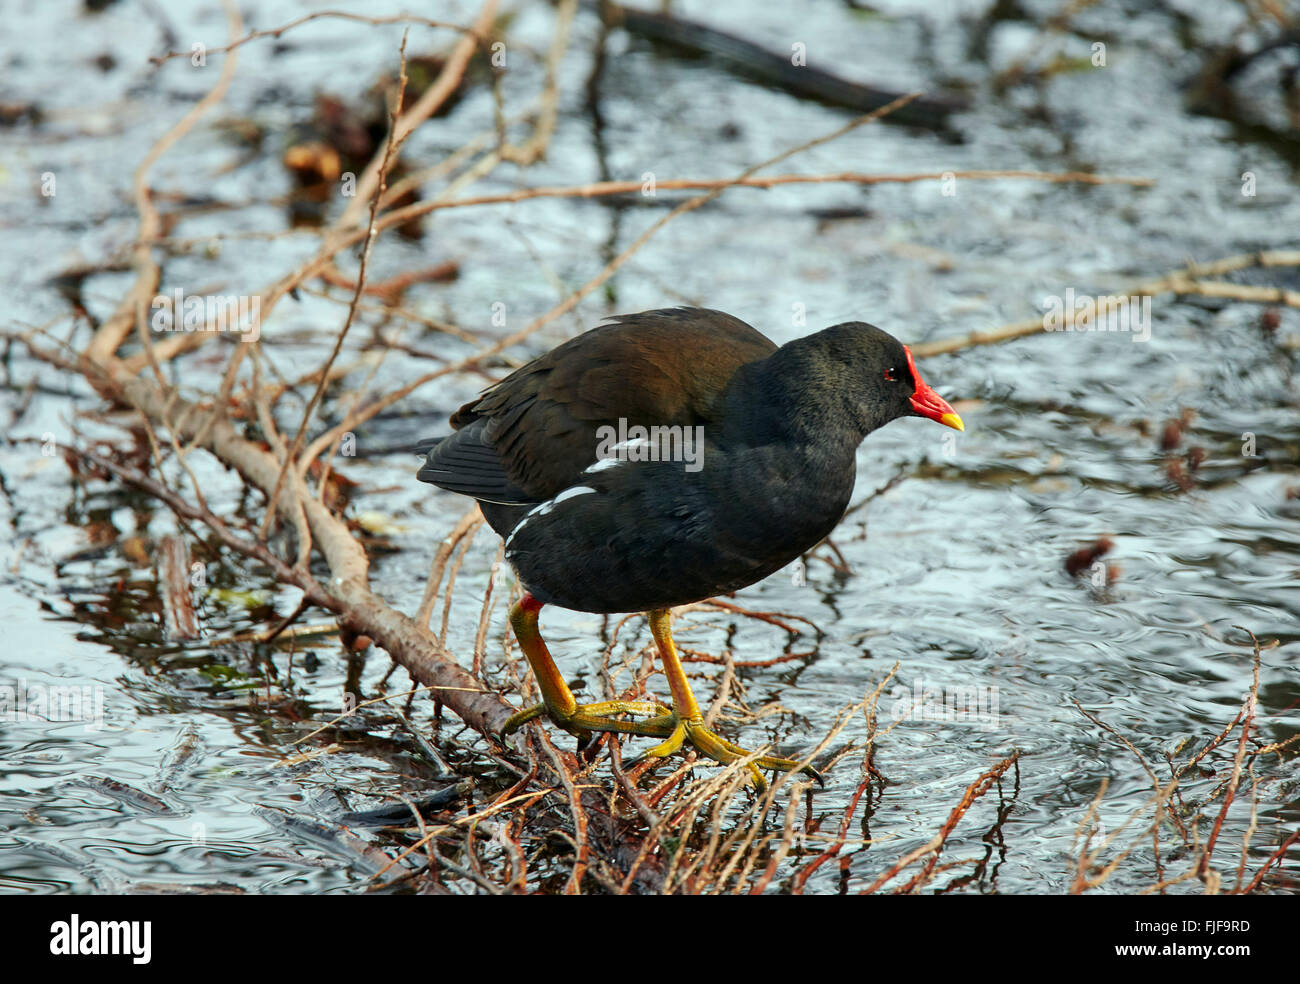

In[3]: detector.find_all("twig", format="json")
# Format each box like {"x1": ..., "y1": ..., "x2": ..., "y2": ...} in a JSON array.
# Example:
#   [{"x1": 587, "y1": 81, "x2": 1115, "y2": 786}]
[
  {"x1": 157, "y1": 535, "x2": 200, "y2": 640},
  {"x1": 293, "y1": 93, "x2": 934, "y2": 456},
  {"x1": 149, "y1": 10, "x2": 478, "y2": 65},
  {"x1": 911, "y1": 250, "x2": 1300, "y2": 358},
  {"x1": 861, "y1": 752, "x2": 1020, "y2": 894},
  {"x1": 1197, "y1": 629, "x2": 1262, "y2": 886},
  {"x1": 353, "y1": 167, "x2": 1155, "y2": 220},
  {"x1": 86, "y1": 0, "x2": 244, "y2": 366},
  {"x1": 260, "y1": 32, "x2": 412, "y2": 552}
]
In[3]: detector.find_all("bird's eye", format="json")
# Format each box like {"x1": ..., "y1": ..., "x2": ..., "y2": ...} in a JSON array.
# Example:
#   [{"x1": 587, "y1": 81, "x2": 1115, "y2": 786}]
[{"x1": 884, "y1": 367, "x2": 899, "y2": 382}]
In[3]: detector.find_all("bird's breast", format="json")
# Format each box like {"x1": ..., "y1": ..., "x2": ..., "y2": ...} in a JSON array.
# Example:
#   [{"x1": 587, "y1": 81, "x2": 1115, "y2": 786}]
[{"x1": 496, "y1": 441, "x2": 855, "y2": 613}]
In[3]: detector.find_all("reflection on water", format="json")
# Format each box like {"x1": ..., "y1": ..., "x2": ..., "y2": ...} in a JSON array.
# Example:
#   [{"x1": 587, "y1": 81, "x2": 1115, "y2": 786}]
[{"x1": 0, "y1": 0, "x2": 1297, "y2": 894}]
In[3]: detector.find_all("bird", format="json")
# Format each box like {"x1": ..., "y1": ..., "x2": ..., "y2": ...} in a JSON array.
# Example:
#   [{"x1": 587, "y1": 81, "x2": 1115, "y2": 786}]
[{"x1": 416, "y1": 307, "x2": 963, "y2": 787}]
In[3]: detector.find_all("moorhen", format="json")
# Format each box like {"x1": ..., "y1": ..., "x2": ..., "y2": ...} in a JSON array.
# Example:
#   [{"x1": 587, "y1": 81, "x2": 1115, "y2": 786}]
[{"x1": 416, "y1": 307, "x2": 963, "y2": 786}]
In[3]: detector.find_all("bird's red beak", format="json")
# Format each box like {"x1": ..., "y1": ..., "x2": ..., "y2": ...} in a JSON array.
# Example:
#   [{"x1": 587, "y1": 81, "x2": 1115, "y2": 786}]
[{"x1": 905, "y1": 346, "x2": 964, "y2": 431}]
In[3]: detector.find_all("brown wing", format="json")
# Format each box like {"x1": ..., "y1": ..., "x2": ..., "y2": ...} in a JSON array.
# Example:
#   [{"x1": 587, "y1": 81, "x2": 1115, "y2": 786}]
[{"x1": 421, "y1": 308, "x2": 776, "y2": 502}]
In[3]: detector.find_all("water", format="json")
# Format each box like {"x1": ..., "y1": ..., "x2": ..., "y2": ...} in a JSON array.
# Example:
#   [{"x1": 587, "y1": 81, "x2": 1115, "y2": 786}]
[{"x1": 1, "y1": 0, "x2": 1297, "y2": 894}]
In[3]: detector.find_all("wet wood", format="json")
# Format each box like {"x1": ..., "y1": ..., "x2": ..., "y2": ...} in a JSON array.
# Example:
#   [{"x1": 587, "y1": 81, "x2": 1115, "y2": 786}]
[
  {"x1": 158, "y1": 535, "x2": 201, "y2": 641},
  {"x1": 596, "y1": 1, "x2": 966, "y2": 131}
]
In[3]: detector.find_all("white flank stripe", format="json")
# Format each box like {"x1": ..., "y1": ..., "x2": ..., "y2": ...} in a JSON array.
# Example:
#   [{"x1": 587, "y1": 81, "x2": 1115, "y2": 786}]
[
  {"x1": 583, "y1": 437, "x2": 652, "y2": 476},
  {"x1": 584, "y1": 456, "x2": 624, "y2": 475},
  {"x1": 504, "y1": 485, "x2": 597, "y2": 551}
]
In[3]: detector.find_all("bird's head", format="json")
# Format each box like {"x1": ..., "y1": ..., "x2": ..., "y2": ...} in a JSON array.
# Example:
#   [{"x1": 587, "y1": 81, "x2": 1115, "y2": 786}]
[{"x1": 804, "y1": 322, "x2": 964, "y2": 437}]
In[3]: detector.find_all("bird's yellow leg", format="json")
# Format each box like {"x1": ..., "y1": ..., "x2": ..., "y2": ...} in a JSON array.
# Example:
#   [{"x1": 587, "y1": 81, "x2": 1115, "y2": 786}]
[
  {"x1": 501, "y1": 599, "x2": 822, "y2": 788},
  {"x1": 501, "y1": 595, "x2": 672, "y2": 738},
  {"x1": 642, "y1": 609, "x2": 823, "y2": 789}
]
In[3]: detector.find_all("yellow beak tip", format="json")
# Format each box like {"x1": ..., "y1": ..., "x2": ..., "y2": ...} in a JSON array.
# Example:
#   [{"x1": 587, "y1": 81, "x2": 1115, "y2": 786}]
[{"x1": 940, "y1": 412, "x2": 965, "y2": 432}]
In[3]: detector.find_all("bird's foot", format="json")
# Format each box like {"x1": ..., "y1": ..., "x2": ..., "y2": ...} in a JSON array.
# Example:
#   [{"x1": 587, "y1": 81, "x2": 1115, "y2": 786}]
[
  {"x1": 503, "y1": 701, "x2": 821, "y2": 792},
  {"x1": 631, "y1": 715, "x2": 823, "y2": 793},
  {"x1": 502, "y1": 699, "x2": 674, "y2": 739}
]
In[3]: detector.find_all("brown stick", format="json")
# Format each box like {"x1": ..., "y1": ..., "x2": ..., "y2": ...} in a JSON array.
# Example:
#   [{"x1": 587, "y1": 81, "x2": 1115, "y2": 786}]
[
  {"x1": 1197, "y1": 631, "x2": 1262, "y2": 885},
  {"x1": 911, "y1": 250, "x2": 1300, "y2": 358},
  {"x1": 347, "y1": 167, "x2": 1155, "y2": 222},
  {"x1": 62, "y1": 382, "x2": 514, "y2": 736},
  {"x1": 861, "y1": 752, "x2": 1020, "y2": 894},
  {"x1": 85, "y1": 0, "x2": 244, "y2": 367},
  {"x1": 1240, "y1": 827, "x2": 1300, "y2": 894},
  {"x1": 293, "y1": 93, "x2": 936, "y2": 471},
  {"x1": 150, "y1": 10, "x2": 478, "y2": 65},
  {"x1": 158, "y1": 535, "x2": 201, "y2": 641},
  {"x1": 260, "y1": 34, "x2": 413, "y2": 550}
]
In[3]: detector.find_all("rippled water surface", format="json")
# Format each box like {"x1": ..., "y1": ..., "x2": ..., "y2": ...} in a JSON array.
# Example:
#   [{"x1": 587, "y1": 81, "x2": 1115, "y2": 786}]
[{"x1": 1, "y1": 0, "x2": 1298, "y2": 894}]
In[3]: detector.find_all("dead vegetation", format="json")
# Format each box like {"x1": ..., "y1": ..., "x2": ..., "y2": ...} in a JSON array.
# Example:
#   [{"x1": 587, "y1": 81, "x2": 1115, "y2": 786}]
[{"x1": 6, "y1": 0, "x2": 1299, "y2": 894}]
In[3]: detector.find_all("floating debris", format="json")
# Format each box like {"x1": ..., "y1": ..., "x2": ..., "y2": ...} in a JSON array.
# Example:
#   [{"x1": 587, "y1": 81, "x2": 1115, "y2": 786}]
[
  {"x1": 1159, "y1": 408, "x2": 1195, "y2": 451},
  {"x1": 340, "y1": 782, "x2": 471, "y2": 828},
  {"x1": 65, "y1": 775, "x2": 181, "y2": 817},
  {"x1": 1065, "y1": 537, "x2": 1114, "y2": 578},
  {"x1": 152, "y1": 723, "x2": 205, "y2": 794},
  {"x1": 254, "y1": 805, "x2": 392, "y2": 874}
]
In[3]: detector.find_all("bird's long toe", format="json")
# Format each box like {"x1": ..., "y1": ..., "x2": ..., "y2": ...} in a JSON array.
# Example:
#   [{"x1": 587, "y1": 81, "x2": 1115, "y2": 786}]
[{"x1": 503, "y1": 699, "x2": 675, "y2": 741}]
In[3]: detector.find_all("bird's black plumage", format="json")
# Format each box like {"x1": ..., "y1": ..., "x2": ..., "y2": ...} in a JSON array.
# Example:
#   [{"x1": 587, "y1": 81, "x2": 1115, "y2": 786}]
[{"x1": 417, "y1": 307, "x2": 948, "y2": 613}]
